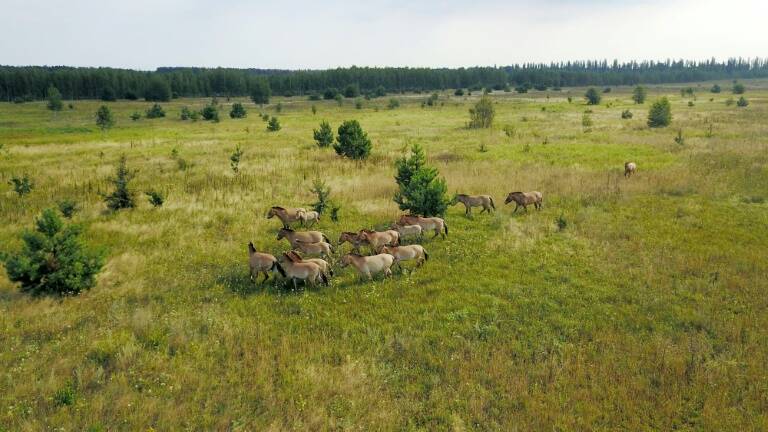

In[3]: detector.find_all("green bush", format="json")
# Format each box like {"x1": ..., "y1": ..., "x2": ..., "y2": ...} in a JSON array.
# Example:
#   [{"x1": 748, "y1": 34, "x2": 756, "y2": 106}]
[
  {"x1": 736, "y1": 96, "x2": 749, "y2": 107},
  {"x1": 584, "y1": 87, "x2": 601, "y2": 105},
  {"x1": 145, "y1": 104, "x2": 165, "y2": 119},
  {"x1": 104, "y1": 155, "x2": 136, "y2": 211},
  {"x1": 621, "y1": 109, "x2": 633, "y2": 119},
  {"x1": 343, "y1": 83, "x2": 360, "y2": 98},
  {"x1": 468, "y1": 96, "x2": 495, "y2": 129},
  {"x1": 393, "y1": 144, "x2": 449, "y2": 217},
  {"x1": 201, "y1": 103, "x2": 220, "y2": 122},
  {"x1": 145, "y1": 190, "x2": 165, "y2": 207},
  {"x1": 144, "y1": 77, "x2": 171, "y2": 102},
  {"x1": 334, "y1": 120, "x2": 371, "y2": 160},
  {"x1": 313, "y1": 120, "x2": 333, "y2": 148},
  {"x1": 454, "y1": 88, "x2": 465, "y2": 96},
  {"x1": 9, "y1": 175, "x2": 34, "y2": 196},
  {"x1": 267, "y1": 116, "x2": 281, "y2": 131},
  {"x1": 250, "y1": 78, "x2": 271, "y2": 105},
  {"x1": 387, "y1": 98, "x2": 400, "y2": 109},
  {"x1": 100, "y1": 86, "x2": 117, "y2": 102},
  {"x1": 57, "y1": 199, "x2": 79, "y2": 218},
  {"x1": 647, "y1": 97, "x2": 672, "y2": 128},
  {"x1": 96, "y1": 105, "x2": 114, "y2": 131},
  {"x1": 130, "y1": 111, "x2": 141, "y2": 121},
  {"x1": 229, "y1": 102, "x2": 247, "y2": 119},
  {"x1": 179, "y1": 106, "x2": 192, "y2": 120},
  {"x1": 2, "y1": 208, "x2": 105, "y2": 296},
  {"x1": 230, "y1": 144, "x2": 244, "y2": 173},
  {"x1": 632, "y1": 86, "x2": 646, "y2": 104},
  {"x1": 710, "y1": 84, "x2": 721, "y2": 93},
  {"x1": 732, "y1": 82, "x2": 745, "y2": 94},
  {"x1": 323, "y1": 88, "x2": 339, "y2": 100},
  {"x1": 46, "y1": 86, "x2": 63, "y2": 111}
]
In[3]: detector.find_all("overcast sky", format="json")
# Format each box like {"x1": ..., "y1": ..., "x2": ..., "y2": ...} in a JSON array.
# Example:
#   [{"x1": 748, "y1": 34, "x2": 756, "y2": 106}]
[{"x1": 1, "y1": 0, "x2": 765, "y2": 70}]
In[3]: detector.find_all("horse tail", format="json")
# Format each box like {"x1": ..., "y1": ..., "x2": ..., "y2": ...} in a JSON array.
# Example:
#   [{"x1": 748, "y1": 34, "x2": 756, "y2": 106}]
[
  {"x1": 272, "y1": 261, "x2": 287, "y2": 278},
  {"x1": 322, "y1": 234, "x2": 330, "y2": 243},
  {"x1": 248, "y1": 242, "x2": 256, "y2": 255},
  {"x1": 423, "y1": 250, "x2": 429, "y2": 261},
  {"x1": 443, "y1": 222, "x2": 449, "y2": 236},
  {"x1": 320, "y1": 272, "x2": 329, "y2": 286},
  {"x1": 489, "y1": 197, "x2": 496, "y2": 210}
]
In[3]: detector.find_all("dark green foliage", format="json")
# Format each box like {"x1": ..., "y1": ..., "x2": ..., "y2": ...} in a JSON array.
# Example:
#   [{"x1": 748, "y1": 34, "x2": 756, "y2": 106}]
[
  {"x1": 311, "y1": 105, "x2": 317, "y2": 115},
  {"x1": 515, "y1": 83, "x2": 531, "y2": 93},
  {"x1": 46, "y1": 86, "x2": 63, "y2": 111},
  {"x1": 621, "y1": 109, "x2": 633, "y2": 119},
  {"x1": 373, "y1": 85, "x2": 387, "y2": 97},
  {"x1": 96, "y1": 105, "x2": 114, "y2": 131},
  {"x1": 275, "y1": 102, "x2": 283, "y2": 113},
  {"x1": 425, "y1": 93, "x2": 439, "y2": 107},
  {"x1": 387, "y1": 98, "x2": 400, "y2": 109},
  {"x1": 454, "y1": 88, "x2": 465, "y2": 96},
  {"x1": 710, "y1": 84, "x2": 721, "y2": 93},
  {"x1": 201, "y1": 102, "x2": 220, "y2": 122},
  {"x1": 144, "y1": 77, "x2": 171, "y2": 102},
  {"x1": 313, "y1": 120, "x2": 333, "y2": 148},
  {"x1": 603, "y1": 87, "x2": 611, "y2": 93},
  {"x1": 308, "y1": 93, "x2": 321, "y2": 101},
  {"x1": 393, "y1": 144, "x2": 449, "y2": 217},
  {"x1": 632, "y1": 86, "x2": 647, "y2": 104},
  {"x1": 725, "y1": 98, "x2": 735, "y2": 106},
  {"x1": 468, "y1": 96, "x2": 494, "y2": 128},
  {"x1": 688, "y1": 101, "x2": 694, "y2": 107},
  {"x1": 309, "y1": 178, "x2": 331, "y2": 214},
  {"x1": 647, "y1": 97, "x2": 672, "y2": 128},
  {"x1": 334, "y1": 120, "x2": 371, "y2": 160},
  {"x1": 57, "y1": 199, "x2": 79, "y2": 218},
  {"x1": 355, "y1": 99, "x2": 363, "y2": 109},
  {"x1": 533, "y1": 83, "x2": 548, "y2": 91},
  {"x1": 556, "y1": 213, "x2": 568, "y2": 231},
  {"x1": 250, "y1": 78, "x2": 271, "y2": 105},
  {"x1": 736, "y1": 96, "x2": 749, "y2": 107},
  {"x1": 680, "y1": 87, "x2": 694, "y2": 97},
  {"x1": 261, "y1": 113, "x2": 269, "y2": 121},
  {"x1": 9, "y1": 175, "x2": 34, "y2": 196},
  {"x1": 229, "y1": 102, "x2": 247, "y2": 119},
  {"x1": 230, "y1": 144, "x2": 244, "y2": 172},
  {"x1": 323, "y1": 88, "x2": 339, "y2": 99},
  {"x1": 267, "y1": 116, "x2": 281, "y2": 131},
  {"x1": 179, "y1": 106, "x2": 192, "y2": 120},
  {"x1": 145, "y1": 104, "x2": 165, "y2": 119},
  {"x1": 585, "y1": 88, "x2": 601, "y2": 105},
  {"x1": 2, "y1": 209, "x2": 105, "y2": 296},
  {"x1": 104, "y1": 155, "x2": 135, "y2": 211},
  {"x1": 732, "y1": 82, "x2": 745, "y2": 94},
  {"x1": 130, "y1": 111, "x2": 141, "y2": 121},
  {"x1": 674, "y1": 129, "x2": 685, "y2": 145},
  {"x1": 145, "y1": 190, "x2": 165, "y2": 207},
  {"x1": 100, "y1": 86, "x2": 117, "y2": 101},
  {"x1": 124, "y1": 90, "x2": 139, "y2": 100},
  {"x1": 334, "y1": 93, "x2": 343, "y2": 105},
  {"x1": 343, "y1": 83, "x2": 360, "y2": 98},
  {"x1": 54, "y1": 381, "x2": 77, "y2": 406}
]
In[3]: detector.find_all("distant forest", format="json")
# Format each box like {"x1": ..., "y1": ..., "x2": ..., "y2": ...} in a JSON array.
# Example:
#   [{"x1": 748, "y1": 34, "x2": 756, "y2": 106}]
[{"x1": 2, "y1": 58, "x2": 767, "y2": 101}]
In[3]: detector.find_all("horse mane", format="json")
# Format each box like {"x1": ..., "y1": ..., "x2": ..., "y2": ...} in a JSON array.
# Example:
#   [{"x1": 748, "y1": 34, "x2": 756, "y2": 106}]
[
  {"x1": 341, "y1": 231, "x2": 357, "y2": 236},
  {"x1": 280, "y1": 227, "x2": 294, "y2": 232},
  {"x1": 248, "y1": 242, "x2": 256, "y2": 254},
  {"x1": 456, "y1": 193, "x2": 468, "y2": 197},
  {"x1": 271, "y1": 206, "x2": 285, "y2": 211},
  {"x1": 510, "y1": 191, "x2": 523, "y2": 195},
  {"x1": 287, "y1": 250, "x2": 303, "y2": 262}
]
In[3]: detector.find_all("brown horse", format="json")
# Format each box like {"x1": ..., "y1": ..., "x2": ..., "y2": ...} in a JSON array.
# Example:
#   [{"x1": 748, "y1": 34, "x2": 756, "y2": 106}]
[
  {"x1": 624, "y1": 162, "x2": 637, "y2": 177},
  {"x1": 279, "y1": 253, "x2": 329, "y2": 289},
  {"x1": 398, "y1": 215, "x2": 448, "y2": 239},
  {"x1": 452, "y1": 194, "x2": 495, "y2": 216},
  {"x1": 286, "y1": 250, "x2": 333, "y2": 277},
  {"x1": 247, "y1": 242, "x2": 286, "y2": 282},
  {"x1": 339, "y1": 253, "x2": 395, "y2": 280},
  {"x1": 338, "y1": 231, "x2": 367, "y2": 253},
  {"x1": 504, "y1": 191, "x2": 543, "y2": 212},
  {"x1": 267, "y1": 206, "x2": 306, "y2": 228},
  {"x1": 277, "y1": 227, "x2": 330, "y2": 247},
  {"x1": 358, "y1": 229, "x2": 400, "y2": 252}
]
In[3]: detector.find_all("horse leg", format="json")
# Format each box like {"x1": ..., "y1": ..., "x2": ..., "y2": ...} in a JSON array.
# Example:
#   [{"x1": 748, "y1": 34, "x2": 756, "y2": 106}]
[
  {"x1": 432, "y1": 228, "x2": 439, "y2": 239},
  {"x1": 513, "y1": 203, "x2": 519, "y2": 213},
  {"x1": 262, "y1": 271, "x2": 270, "y2": 282},
  {"x1": 292, "y1": 278, "x2": 298, "y2": 290}
]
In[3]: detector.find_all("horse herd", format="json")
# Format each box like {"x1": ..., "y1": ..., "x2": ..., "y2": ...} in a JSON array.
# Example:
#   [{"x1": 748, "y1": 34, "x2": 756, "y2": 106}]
[{"x1": 249, "y1": 161, "x2": 637, "y2": 289}]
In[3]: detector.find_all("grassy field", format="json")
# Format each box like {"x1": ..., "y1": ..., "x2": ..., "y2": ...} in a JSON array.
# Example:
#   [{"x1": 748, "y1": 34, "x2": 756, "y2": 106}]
[{"x1": 1, "y1": 82, "x2": 767, "y2": 431}]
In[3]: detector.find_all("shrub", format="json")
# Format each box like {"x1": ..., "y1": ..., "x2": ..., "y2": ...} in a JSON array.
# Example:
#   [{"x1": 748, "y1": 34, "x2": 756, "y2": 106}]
[
  {"x1": 261, "y1": 113, "x2": 269, "y2": 121},
  {"x1": 250, "y1": 79, "x2": 271, "y2": 105},
  {"x1": 725, "y1": 98, "x2": 734, "y2": 106},
  {"x1": 230, "y1": 144, "x2": 244, "y2": 173},
  {"x1": 334, "y1": 93, "x2": 343, "y2": 105},
  {"x1": 57, "y1": 200, "x2": 79, "y2": 218},
  {"x1": 632, "y1": 86, "x2": 647, "y2": 104},
  {"x1": 710, "y1": 84, "x2": 721, "y2": 93},
  {"x1": 46, "y1": 86, "x2": 63, "y2": 111},
  {"x1": 96, "y1": 105, "x2": 114, "y2": 131},
  {"x1": 309, "y1": 178, "x2": 332, "y2": 215},
  {"x1": 145, "y1": 190, "x2": 165, "y2": 207},
  {"x1": 515, "y1": 84, "x2": 530, "y2": 93},
  {"x1": 343, "y1": 84, "x2": 360, "y2": 98},
  {"x1": 621, "y1": 109, "x2": 633, "y2": 119},
  {"x1": 201, "y1": 103, "x2": 220, "y2": 122},
  {"x1": 674, "y1": 129, "x2": 685, "y2": 146},
  {"x1": 584, "y1": 88, "x2": 601, "y2": 105},
  {"x1": 179, "y1": 106, "x2": 192, "y2": 120},
  {"x1": 468, "y1": 96, "x2": 495, "y2": 129},
  {"x1": 145, "y1": 103, "x2": 165, "y2": 119},
  {"x1": 323, "y1": 88, "x2": 339, "y2": 100},
  {"x1": 732, "y1": 82, "x2": 745, "y2": 94},
  {"x1": 355, "y1": 99, "x2": 363, "y2": 109},
  {"x1": 533, "y1": 84, "x2": 548, "y2": 91},
  {"x1": 393, "y1": 144, "x2": 450, "y2": 217},
  {"x1": 9, "y1": 175, "x2": 34, "y2": 196},
  {"x1": 275, "y1": 102, "x2": 283, "y2": 113},
  {"x1": 688, "y1": 101, "x2": 694, "y2": 107},
  {"x1": 267, "y1": 116, "x2": 281, "y2": 131},
  {"x1": 308, "y1": 93, "x2": 321, "y2": 101},
  {"x1": 124, "y1": 90, "x2": 139, "y2": 100},
  {"x1": 144, "y1": 77, "x2": 171, "y2": 102},
  {"x1": 130, "y1": 111, "x2": 141, "y2": 121},
  {"x1": 100, "y1": 86, "x2": 117, "y2": 102},
  {"x1": 313, "y1": 120, "x2": 333, "y2": 148},
  {"x1": 647, "y1": 97, "x2": 672, "y2": 128},
  {"x1": 373, "y1": 85, "x2": 387, "y2": 98},
  {"x1": 680, "y1": 87, "x2": 694, "y2": 97},
  {"x1": 229, "y1": 102, "x2": 247, "y2": 119},
  {"x1": 454, "y1": 88, "x2": 465, "y2": 96},
  {"x1": 334, "y1": 120, "x2": 371, "y2": 160},
  {"x1": 311, "y1": 105, "x2": 317, "y2": 115},
  {"x1": 556, "y1": 213, "x2": 568, "y2": 231},
  {"x1": 425, "y1": 93, "x2": 439, "y2": 107},
  {"x1": 567, "y1": 96, "x2": 572, "y2": 103},
  {"x1": 582, "y1": 113, "x2": 593, "y2": 129},
  {"x1": 104, "y1": 155, "x2": 135, "y2": 211},
  {"x1": 2, "y1": 208, "x2": 105, "y2": 296},
  {"x1": 736, "y1": 96, "x2": 749, "y2": 107},
  {"x1": 603, "y1": 87, "x2": 611, "y2": 93},
  {"x1": 387, "y1": 98, "x2": 400, "y2": 109}
]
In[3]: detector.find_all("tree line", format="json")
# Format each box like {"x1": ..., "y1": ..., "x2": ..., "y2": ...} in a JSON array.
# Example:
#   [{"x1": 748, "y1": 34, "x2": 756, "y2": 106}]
[{"x1": 2, "y1": 58, "x2": 768, "y2": 101}]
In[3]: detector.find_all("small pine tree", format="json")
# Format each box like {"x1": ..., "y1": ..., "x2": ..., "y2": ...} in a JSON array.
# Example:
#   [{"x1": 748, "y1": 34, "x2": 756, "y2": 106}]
[
  {"x1": 144, "y1": 77, "x2": 171, "y2": 102},
  {"x1": 732, "y1": 82, "x2": 745, "y2": 94},
  {"x1": 145, "y1": 104, "x2": 165, "y2": 118},
  {"x1": 311, "y1": 105, "x2": 317, "y2": 115},
  {"x1": 130, "y1": 111, "x2": 141, "y2": 121},
  {"x1": 468, "y1": 96, "x2": 495, "y2": 128},
  {"x1": 104, "y1": 155, "x2": 135, "y2": 211},
  {"x1": 145, "y1": 190, "x2": 165, "y2": 207},
  {"x1": 343, "y1": 83, "x2": 360, "y2": 98},
  {"x1": 267, "y1": 116, "x2": 281, "y2": 131},
  {"x1": 2, "y1": 208, "x2": 105, "y2": 296},
  {"x1": 250, "y1": 78, "x2": 271, "y2": 105},
  {"x1": 229, "y1": 102, "x2": 247, "y2": 119},
  {"x1": 230, "y1": 144, "x2": 244, "y2": 173},
  {"x1": 96, "y1": 105, "x2": 114, "y2": 131},
  {"x1": 736, "y1": 96, "x2": 749, "y2": 107},
  {"x1": 647, "y1": 97, "x2": 672, "y2": 128},
  {"x1": 393, "y1": 145, "x2": 449, "y2": 217},
  {"x1": 313, "y1": 121, "x2": 333, "y2": 148},
  {"x1": 46, "y1": 86, "x2": 63, "y2": 111},
  {"x1": 632, "y1": 86, "x2": 647, "y2": 104},
  {"x1": 9, "y1": 174, "x2": 34, "y2": 196},
  {"x1": 334, "y1": 120, "x2": 371, "y2": 160},
  {"x1": 585, "y1": 88, "x2": 601, "y2": 105},
  {"x1": 100, "y1": 86, "x2": 117, "y2": 102},
  {"x1": 201, "y1": 103, "x2": 220, "y2": 122},
  {"x1": 621, "y1": 109, "x2": 633, "y2": 119},
  {"x1": 309, "y1": 179, "x2": 331, "y2": 214},
  {"x1": 387, "y1": 98, "x2": 400, "y2": 109},
  {"x1": 710, "y1": 84, "x2": 722, "y2": 93},
  {"x1": 57, "y1": 199, "x2": 79, "y2": 218}
]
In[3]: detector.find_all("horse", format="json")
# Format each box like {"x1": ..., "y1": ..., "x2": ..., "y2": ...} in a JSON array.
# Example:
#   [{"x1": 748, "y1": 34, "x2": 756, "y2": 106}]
[
  {"x1": 624, "y1": 162, "x2": 637, "y2": 178},
  {"x1": 381, "y1": 245, "x2": 428, "y2": 270},
  {"x1": 338, "y1": 231, "x2": 368, "y2": 253},
  {"x1": 358, "y1": 229, "x2": 400, "y2": 252},
  {"x1": 390, "y1": 223, "x2": 423, "y2": 242},
  {"x1": 276, "y1": 227, "x2": 330, "y2": 247},
  {"x1": 452, "y1": 194, "x2": 495, "y2": 216},
  {"x1": 267, "y1": 206, "x2": 306, "y2": 228},
  {"x1": 247, "y1": 242, "x2": 286, "y2": 282},
  {"x1": 292, "y1": 240, "x2": 333, "y2": 258},
  {"x1": 339, "y1": 253, "x2": 395, "y2": 280},
  {"x1": 299, "y1": 210, "x2": 320, "y2": 227},
  {"x1": 504, "y1": 191, "x2": 543, "y2": 212},
  {"x1": 398, "y1": 215, "x2": 448, "y2": 239},
  {"x1": 279, "y1": 253, "x2": 328, "y2": 289},
  {"x1": 286, "y1": 250, "x2": 333, "y2": 277}
]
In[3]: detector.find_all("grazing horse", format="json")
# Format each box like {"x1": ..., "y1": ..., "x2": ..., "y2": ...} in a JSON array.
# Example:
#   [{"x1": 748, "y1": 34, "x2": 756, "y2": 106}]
[
  {"x1": 452, "y1": 194, "x2": 495, "y2": 216},
  {"x1": 286, "y1": 250, "x2": 333, "y2": 277},
  {"x1": 504, "y1": 191, "x2": 543, "y2": 212},
  {"x1": 381, "y1": 245, "x2": 428, "y2": 269},
  {"x1": 338, "y1": 231, "x2": 367, "y2": 253},
  {"x1": 398, "y1": 215, "x2": 448, "y2": 239},
  {"x1": 277, "y1": 227, "x2": 330, "y2": 247},
  {"x1": 279, "y1": 253, "x2": 328, "y2": 289},
  {"x1": 358, "y1": 229, "x2": 400, "y2": 252},
  {"x1": 624, "y1": 162, "x2": 637, "y2": 178},
  {"x1": 299, "y1": 210, "x2": 320, "y2": 227},
  {"x1": 267, "y1": 206, "x2": 306, "y2": 228},
  {"x1": 292, "y1": 240, "x2": 333, "y2": 258},
  {"x1": 247, "y1": 242, "x2": 286, "y2": 282},
  {"x1": 390, "y1": 224, "x2": 423, "y2": 242},
  {"x1": 340, "y1": 253, "x2": 395, "y2": 280}
]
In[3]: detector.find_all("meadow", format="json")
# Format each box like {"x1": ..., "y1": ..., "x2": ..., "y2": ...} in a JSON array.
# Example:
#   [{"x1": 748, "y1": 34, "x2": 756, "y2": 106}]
[{"x1": 1, "y1": 82, "x2": 767, "y2": 431}]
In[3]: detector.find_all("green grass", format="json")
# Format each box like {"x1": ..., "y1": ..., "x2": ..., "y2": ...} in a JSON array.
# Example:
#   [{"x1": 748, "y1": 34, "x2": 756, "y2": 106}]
[{"x1": 1, "y1": 82, "x2": 767, "y2": 430}]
